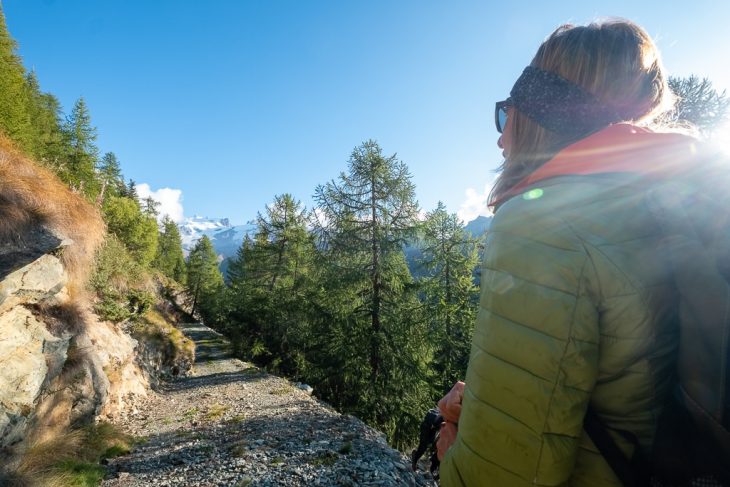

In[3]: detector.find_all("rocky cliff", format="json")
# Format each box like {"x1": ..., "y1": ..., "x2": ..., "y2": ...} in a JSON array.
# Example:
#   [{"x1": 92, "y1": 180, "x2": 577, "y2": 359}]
[{"x1": 0, "y1": 138, "x2": 190, "y2": 478}]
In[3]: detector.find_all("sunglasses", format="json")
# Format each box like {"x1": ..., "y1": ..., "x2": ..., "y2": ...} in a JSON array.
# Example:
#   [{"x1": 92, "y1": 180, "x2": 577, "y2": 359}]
[{"x1": 495, "y1": 98, "x2": 513, "y2": 134}]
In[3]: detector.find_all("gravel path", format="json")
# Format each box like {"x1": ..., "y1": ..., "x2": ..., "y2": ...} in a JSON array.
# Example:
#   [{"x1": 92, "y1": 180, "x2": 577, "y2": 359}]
[{"x1": 102, "y1": 323, "x2": 437, "y2": 487}]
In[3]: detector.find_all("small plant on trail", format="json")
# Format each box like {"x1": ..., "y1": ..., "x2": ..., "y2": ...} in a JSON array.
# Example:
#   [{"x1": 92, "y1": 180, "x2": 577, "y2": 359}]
[
  {"x1": 338, "y1": 441, "x2": 353, "y2": 454},
  {"x1": 182, "y1": 407, "x2": 199, "y2": 420},
  {"x1": 204, "y1": 404, "x2": 230, "y2": 421},
  {"x1": 269, "y1": 386, "x2": 292, "y2": 396},
  {"x1": 310, "y1": 451, "x2": 338, "y2": 466},
  {"x1": 229, "y1": 440, "x2": 248, "y2": 457},
  {"x1": 227, "y1": 413, "x2": 247, "y2": 424}
]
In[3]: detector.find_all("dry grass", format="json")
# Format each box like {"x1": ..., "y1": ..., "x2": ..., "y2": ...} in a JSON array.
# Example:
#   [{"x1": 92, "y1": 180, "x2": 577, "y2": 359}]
[
  {"x1": 130, "y1": 310, "x2": 195, "y2": 378},
  {"x1": 26, "y1": 301, "x2": 87, "y2": 337},
  {"x1": 15, "y1": 429, "x2": 87, "y2": 477},
  {"x1": 140, "y1": 310, "x2": 196, "y2": 363},
  {"x1": 6, "y1": 422, "x2": 136, "y2": 486},
  {"x1": 0, "y1": 134, "x2": 105, "y2": 287}
]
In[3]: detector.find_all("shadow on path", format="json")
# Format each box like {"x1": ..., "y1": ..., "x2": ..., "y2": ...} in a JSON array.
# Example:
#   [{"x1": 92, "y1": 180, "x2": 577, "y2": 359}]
[
  {"x1": 163, "y1": 370, "x2": 266, "y2": 392},
  {"x1": 105, "y1": 409, "x2": 383, "y2": 485}
]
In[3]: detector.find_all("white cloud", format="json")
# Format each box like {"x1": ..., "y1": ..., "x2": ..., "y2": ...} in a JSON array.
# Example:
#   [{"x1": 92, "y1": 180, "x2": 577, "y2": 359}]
[
  {"x1": 137, "y1": 183, "x2": 185, "y2": 223},
  {"x1": 457, "y1": 178, "x2": 496, "y2": 223}
]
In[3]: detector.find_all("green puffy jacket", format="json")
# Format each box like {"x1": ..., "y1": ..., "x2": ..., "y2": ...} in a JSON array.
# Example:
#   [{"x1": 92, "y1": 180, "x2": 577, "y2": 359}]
[{"x1": 440, "y1": 124, "x2": 705, "y2": 486}]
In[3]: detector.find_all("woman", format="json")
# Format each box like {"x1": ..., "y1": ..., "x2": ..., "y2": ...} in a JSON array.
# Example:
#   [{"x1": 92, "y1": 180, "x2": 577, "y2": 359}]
[{"x1": 436, "y1": 19, "x2": 719, "y2": 486}]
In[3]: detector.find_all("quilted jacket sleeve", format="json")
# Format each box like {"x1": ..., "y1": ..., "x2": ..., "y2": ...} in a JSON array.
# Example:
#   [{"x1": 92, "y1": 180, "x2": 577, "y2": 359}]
[{"x1": 440, "y1": 197, "x2": 601, "y2": 486}]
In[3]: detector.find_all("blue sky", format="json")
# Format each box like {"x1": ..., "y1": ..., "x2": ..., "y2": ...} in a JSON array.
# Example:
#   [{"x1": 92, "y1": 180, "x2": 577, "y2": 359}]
[{"x1": 4, "y1": 1, "x2": 730, "y2": 224}]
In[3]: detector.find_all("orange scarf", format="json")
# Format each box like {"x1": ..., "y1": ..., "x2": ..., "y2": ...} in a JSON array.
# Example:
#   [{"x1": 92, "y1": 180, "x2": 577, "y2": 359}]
[{"x1": 490, "y1": 124, "x2": 700, "y2": 208}]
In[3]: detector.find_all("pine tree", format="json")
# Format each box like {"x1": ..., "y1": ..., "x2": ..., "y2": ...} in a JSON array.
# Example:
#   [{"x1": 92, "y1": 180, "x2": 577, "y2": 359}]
[
  {"x1": 154, "y1": 216, "x2": 186, "y2": 284},
  {"x1": 64, "y1": 97, "x2": 100, "y2": 197},
  {"x1": 226, "y1": 236, "x2": 250, "y2": 286},
  {"x1": 0, "y1": 5, "x2": 33, "y2": 151},
  {"x1": 126, "y1": 179, "x2": 139, "y2": 201},
  {"x1": 225, "y1": 236, "x2": 258, "y2": 355},
  {"x1": 24, "y1": 71, "x2": 67, "y2": 166},
  {"x1": 97, "y1": 152, "x2": 125, "y2": 201},
  {"x1": 664, "y1": 76, "x2": 729, "y2": 135},
  {"x1": 254, "y1": 194, "x2": 312, "y2": 291},
  {"x1": 312, "y1": 140, "x2": 430, "y2": 447},
  {"x1": 142, "y1": 196, "x2": 160, "y2": 217},
  {"x1": 103, "y1": 195, "x2": 159, "y2": 267},
  {"x1": 186, "y1": 235, "x2": 225, "y2": 326},
  {"x1": 227, "y1": 194, "x2": 315, "y2": 376},
  {"x1": 419, "y1": 202, "x2": 480, "y2": 393}
]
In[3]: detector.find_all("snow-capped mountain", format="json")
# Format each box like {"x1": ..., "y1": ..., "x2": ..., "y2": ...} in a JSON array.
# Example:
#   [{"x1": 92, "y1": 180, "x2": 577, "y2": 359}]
[
  {"x1": 179, "y1": 214, "x2": 492, "y2": 265},
  {"x1": 179, "y1": 216, "x2": 257, "y2": 258}
]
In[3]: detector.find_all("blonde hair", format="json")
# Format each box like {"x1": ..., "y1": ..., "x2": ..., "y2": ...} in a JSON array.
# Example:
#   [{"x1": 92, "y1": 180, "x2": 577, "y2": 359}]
[{"x1": 491, "y1": 19, "x2": 673, "y2": 202}]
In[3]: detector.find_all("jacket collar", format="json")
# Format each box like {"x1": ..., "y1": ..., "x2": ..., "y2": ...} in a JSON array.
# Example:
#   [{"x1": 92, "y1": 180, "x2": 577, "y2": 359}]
[{"x1": 490, "y1": 124, "x2": 700, "y2": 208}]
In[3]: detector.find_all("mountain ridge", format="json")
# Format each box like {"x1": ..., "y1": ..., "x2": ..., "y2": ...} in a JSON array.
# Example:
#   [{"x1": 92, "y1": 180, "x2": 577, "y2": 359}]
[{"x1": 180, "y1": 214, "x2": 493, "y2": 261}]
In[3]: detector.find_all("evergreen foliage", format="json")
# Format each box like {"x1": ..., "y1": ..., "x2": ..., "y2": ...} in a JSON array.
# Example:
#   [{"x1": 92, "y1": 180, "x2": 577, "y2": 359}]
[
  {"x1": 97, "y1": 152, "x2": 125, "y2": 201},
  {"x1": 227, "y1": 194, "x2": 316, "y2": 376},
  {"x1": 419, "y1": 202, "x2": 480, "y2": 393},
  {"x1": 102, "y1": 195, "x2": 159, "y2": 267},
  {"x1": 154, "y1": 216, "x2": 187, "y2": 284},
  {"x1": 312, "y1": 140, "x2": 430, "y2": 448},
  {"x1": 63, "y1": 97, "x2": 100, "y2": 198},
  {"x1": 186, "y1": 235, "x2": 225, "y2": 326},
  {"x1": 24, "y1": 71, "x2": 66, "y2": 165},
  {"x1": 126, "y1": 179, "x2": 139, "y2": 200},
  {"x1": 89, "y1": 235, "x2": 149, "y2": 322},
  {"x1": 142, "y1": 196, "x2": 160, "y2": 217},
  {"x1": 665, "y1": 76, "x2": 729, "y2": 135},
  {"x1": 0, "y1": 7, "x2": 32, "y2": 152}
]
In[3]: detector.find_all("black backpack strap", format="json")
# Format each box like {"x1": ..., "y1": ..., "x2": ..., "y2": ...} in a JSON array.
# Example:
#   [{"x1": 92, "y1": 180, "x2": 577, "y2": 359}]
[
  {"x1": 584, "y1": 407, "x2": 645, "y2": 487},
  {"x1": 411, "y1": 408, "x2": 443, "y2": 471}
]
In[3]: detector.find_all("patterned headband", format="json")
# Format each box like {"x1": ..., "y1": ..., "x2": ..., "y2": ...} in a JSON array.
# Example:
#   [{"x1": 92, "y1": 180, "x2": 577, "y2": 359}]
[{"x1": 510, "y1": 66, "x2": 622, "y2": 137}]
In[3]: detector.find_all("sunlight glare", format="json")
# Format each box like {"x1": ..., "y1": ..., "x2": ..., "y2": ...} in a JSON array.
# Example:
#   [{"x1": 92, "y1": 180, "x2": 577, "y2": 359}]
[{"x1": 712, "y1": 120, "x2": 730, "y2": 154}]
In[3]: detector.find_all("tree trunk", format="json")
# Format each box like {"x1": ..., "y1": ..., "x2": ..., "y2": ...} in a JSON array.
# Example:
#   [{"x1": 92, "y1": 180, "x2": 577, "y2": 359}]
[{"x1": 370, "y1": 170, "x2": 381, "y2": 384}]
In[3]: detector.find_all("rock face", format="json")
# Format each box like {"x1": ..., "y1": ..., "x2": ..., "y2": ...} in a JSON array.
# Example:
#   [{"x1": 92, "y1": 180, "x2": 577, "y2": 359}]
[
  {"x1": 0, "y1": 140, "x2": 171, "y2": 460},
  {"x1": 0, "y1": 225, "x2": 65, "y2": 284},
  {"x1": 0, "y1": 228, "x2": 152, "y2": 451},
  {"x1": 87, "y1": 317, "x2": 150, "y2": 420},
  {"x1": 0, "y1": 245, "x2": 70, "y2": 447}
]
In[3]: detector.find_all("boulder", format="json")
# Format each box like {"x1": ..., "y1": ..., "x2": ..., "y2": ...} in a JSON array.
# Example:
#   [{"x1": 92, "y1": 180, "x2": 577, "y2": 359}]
[
  {"x1": 0, "y1": 306, "x2": 69, "y2": 447},
  {"x1": 0, "y1": 253, "x2": 67, "y2": 315}
]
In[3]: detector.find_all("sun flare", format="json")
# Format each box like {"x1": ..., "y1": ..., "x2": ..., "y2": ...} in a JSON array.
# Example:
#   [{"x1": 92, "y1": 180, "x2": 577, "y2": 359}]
[{"x1": 712, "y1": 121, "x2": 730, "y2": 154}]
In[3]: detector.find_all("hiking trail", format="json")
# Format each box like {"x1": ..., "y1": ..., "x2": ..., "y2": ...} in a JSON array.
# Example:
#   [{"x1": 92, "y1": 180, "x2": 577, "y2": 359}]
[{"x1": 102, "y1": 323, "x2": 435, "y2": 487}]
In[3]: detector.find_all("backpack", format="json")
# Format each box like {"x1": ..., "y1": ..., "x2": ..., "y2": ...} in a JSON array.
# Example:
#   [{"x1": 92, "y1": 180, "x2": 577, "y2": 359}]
[{"x1": 585, "y1": 160, "x2": 730, "y2": 486}]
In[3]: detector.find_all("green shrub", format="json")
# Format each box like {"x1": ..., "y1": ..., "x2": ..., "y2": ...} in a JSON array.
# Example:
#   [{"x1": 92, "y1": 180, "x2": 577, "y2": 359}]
[
  {"x1": 90, "y1": 236, "x2": 159, "y2": 323},
  {"x1": 94, "y1": 294, "x2": 131, "y2": 322},
  {"x1": 102, "y1": 195, "x2": 158, "y2": 267},
  {"x1": 127, "y1": 288, "x2": 155, "y2": 314}
]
